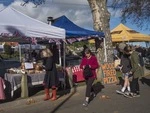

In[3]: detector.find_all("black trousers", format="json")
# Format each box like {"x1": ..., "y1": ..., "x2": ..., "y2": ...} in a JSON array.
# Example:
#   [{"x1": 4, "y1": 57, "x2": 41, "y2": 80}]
[
  {"x1": 85, "y1": 78, "x2": 95, "y2": 97},
  {"x1": 131, "y1": 77, "x2": 140, "y2": 93}
]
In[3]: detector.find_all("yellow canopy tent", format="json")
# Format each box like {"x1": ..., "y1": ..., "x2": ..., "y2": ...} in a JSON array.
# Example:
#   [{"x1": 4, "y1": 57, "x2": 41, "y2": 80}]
[
  {"x1": 89, "y1": 23, "x2": 150, "y2": 43},
  {"x1": 111, "y1": 23, "x2": 150, "y2": 42}
]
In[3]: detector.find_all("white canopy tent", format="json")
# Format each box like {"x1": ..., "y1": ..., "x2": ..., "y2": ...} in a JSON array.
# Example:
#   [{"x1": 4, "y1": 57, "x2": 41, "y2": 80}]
[
  {"x1": 0, "y1": 6, "x2": 65, "y2": 42},
  {"x1": 0, "y1": 6, "x2": 66, "y2": 65}
]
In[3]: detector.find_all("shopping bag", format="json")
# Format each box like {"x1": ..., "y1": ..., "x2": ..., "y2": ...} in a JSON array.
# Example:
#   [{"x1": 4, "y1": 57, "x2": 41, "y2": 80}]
[
  {"x1": 83, "y1": 65, "x2": 93, "y2": 78},
  {"x1": 114, "y1": 59, "x2": 121, "y2": 68}
]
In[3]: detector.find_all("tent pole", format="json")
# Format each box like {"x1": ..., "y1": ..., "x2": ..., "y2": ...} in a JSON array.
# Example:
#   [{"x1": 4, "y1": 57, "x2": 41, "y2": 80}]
[
  {"x1": 58, "y1": 44, "x2": 62, "y2": 66},
  {"x1": 103, "y1": 38, "x2": 107, "y2": 62},
  {"x1": 19, "y1": 44, "x2": 22, "y2": 62},
  {"x1": 29, "y1": 43, "x2": 32, "y2": 61},
  {"x1": 63, "y1": 41, "x2": 66, "y2": 68},
  {"x1": 63, "y1": 40, "x2": 66, "y2": 89}
]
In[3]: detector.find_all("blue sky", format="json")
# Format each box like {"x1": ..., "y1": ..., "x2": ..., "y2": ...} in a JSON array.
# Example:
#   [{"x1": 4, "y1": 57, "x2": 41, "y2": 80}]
[
  {"x1": 0, "y1": 0, "x2": 13, "y2": 5},
  {"x1": 0, "y1": 0, "x2": 149, "y2": 35}
]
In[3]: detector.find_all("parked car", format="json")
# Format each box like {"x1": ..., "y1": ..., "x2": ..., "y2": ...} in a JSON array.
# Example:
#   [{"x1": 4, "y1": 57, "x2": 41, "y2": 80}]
[{"x1": 0, "y1": 56, "x2": 21, "y2": 78}]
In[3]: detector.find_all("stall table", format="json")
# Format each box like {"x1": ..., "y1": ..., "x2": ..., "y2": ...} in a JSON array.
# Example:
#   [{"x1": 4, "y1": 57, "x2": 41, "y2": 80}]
[{"x1": 4, "y1": 72, "x2": 65, "y2": 97}]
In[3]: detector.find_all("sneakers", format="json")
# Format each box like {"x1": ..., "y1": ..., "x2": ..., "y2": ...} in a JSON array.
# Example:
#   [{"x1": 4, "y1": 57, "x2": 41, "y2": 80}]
[
  {"x1": 82, "y1": 100, "x2": 89, "y2": 107},
  {"x1": 124, "y1": 92, "x2": 133, "y2": 98},
  {"x1": 124, "y1": 92, "x2": 140, "y2": 98},
  {"x1": 131, "y1": 93, "x2": 140, "y2": 97},
  {"x1": 116, "y1": 90, "x2": 124, "y2": 95}
]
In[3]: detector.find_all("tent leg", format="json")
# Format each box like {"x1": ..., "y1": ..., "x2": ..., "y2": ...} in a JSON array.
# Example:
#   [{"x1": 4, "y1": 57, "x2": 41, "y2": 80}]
[
  {"x1": 63, "y1": 41, "x2": 66, "y2": 68},
  {"x1": 103, "y1": 38, "x2": 107, "y2": 62},
  {"x1": 63, "y1": 41, "x2": 66, "y2": 89},
  {"x1": 19, "y1": 44, "x2": 22, "y2": 62},
  {"x1": 58, "y1": 44, "x2": 61, "y2": 66}
]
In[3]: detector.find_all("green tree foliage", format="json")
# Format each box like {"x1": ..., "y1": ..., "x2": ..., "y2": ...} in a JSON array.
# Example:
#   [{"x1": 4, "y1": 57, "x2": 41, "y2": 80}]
[
  {"x1": 4, "y1": 44, "x2": 13, "y2": 57},
  {"x1": 73, "y1": 41, "x2": 89, "y2": 48}
]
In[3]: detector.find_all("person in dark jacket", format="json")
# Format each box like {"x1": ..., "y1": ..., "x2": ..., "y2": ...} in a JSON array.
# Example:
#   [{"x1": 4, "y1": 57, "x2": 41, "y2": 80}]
[
  {"x1": 80, "y1": 48, "x2": 99, "y2": 106},
  {"x1": 41, "y1": 48, "x2": 58, "y2": 101},
  {"x1": 128, "y1": 46, "x2": 144, "y2": 97},
  {"x1": 116, "y1": 45, "x2": 132, "y2": 95},
  {"x1": 81, "y1": 45, "x2": 88, "y2": 58}
]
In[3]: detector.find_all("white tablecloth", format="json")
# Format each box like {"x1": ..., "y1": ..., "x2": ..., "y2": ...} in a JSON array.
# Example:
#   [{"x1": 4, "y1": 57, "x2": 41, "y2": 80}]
[{"x1": 4, "y1": 73, "x2": 45, "y2": 97}]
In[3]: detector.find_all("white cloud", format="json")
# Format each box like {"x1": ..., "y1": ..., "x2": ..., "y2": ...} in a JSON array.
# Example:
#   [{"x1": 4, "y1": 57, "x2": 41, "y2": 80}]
[
  {"x1": 0, "y1": 0, "x2": 149, "y2": 35},
  {"x1": 52, "y1": 0, "x2": 89, "y2": 5},
  {"x1": 0, "y1": 0, "x2": 121, "y2": 31},
  {"x1": 9, "y1": 0, "x2": 93, "y2": 29}
]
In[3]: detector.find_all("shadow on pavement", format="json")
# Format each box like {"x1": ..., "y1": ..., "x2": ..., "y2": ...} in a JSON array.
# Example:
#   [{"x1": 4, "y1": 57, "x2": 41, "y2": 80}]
[
  {"x1": 50, "y1": 86, "x2": 77, "y2": 113},
  {"x1": 50, "y1": 81, "x2": 105, "y2": 113},
  {"x1": 93, "y1": 82, "x2": 104, "y2": 95},
  {"x1": 0, "y1": 84, "x2": 72, "y2": 104},
  {"x1": 89, "y1": 81, "x2": 104, "y2": 103},
  {"x1": 140, "y1": 77, "x2": 150, "y2": 86}
]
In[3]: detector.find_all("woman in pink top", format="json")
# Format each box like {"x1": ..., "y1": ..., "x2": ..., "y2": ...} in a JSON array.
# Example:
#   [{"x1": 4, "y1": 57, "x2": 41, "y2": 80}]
[{"x1": 80, "y1": 48, "x2": 99, "y2": 106}]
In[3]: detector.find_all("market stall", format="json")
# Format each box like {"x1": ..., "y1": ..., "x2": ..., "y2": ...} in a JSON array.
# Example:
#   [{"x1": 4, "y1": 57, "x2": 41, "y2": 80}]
[
  {"x1": 0, "y1": 6, "x2": 66, "y2": 98},
  {"x1": 52, "y1": 15, "x2": 105, "y2": 83},
  {"x1": 4, "y1": 71, "x2": 65, "y2": 97},
  {"x1": 0, "y1": 6, "x2": 66, "y2": 63}
]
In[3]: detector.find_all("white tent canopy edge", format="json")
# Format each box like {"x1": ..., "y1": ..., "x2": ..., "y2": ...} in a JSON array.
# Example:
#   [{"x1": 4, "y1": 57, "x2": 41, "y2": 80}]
[{"x1": 0, "y1": 6, "x2": 65, "y2": 42}]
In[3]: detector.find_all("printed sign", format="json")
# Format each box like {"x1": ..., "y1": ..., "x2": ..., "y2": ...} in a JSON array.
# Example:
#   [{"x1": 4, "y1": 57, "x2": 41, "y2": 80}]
[{"x1": 24, "y1": 62, "x2": 34, "y2": 70}]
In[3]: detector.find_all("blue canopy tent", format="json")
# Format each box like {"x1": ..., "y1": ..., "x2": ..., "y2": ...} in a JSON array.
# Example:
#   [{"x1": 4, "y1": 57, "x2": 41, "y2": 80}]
[
  {"x1": 52, "y1": 16, "x2": 107, "y2": 65},
  {"x1": 52, "y1": 15, "x2": 104, "y2": 38}
]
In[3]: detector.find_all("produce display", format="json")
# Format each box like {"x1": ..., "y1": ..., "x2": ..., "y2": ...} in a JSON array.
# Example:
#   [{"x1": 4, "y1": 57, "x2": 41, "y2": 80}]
[{"x1": 7, "y1": 62, "x2": 44, "y2": 74}]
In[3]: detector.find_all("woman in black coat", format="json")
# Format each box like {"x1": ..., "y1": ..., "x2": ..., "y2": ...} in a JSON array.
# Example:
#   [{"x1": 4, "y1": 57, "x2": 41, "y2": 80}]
[{"x1": 42, "y1": 48, "x2": 58, "y2": 101}]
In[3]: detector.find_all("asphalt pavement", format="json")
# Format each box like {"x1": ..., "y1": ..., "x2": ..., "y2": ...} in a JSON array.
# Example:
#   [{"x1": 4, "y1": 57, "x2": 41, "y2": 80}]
[{"x1": 0, "y1": 74, "x2": 150, "y2": 113}]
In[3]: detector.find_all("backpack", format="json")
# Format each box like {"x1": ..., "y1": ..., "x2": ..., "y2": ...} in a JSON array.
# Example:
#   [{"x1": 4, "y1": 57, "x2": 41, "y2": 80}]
[
  {"x1": 83, "y1": 65, "x2": 93, "y2": 78},
  {"x1": 138, "y1": 53, "x2": 144, "y2": 67}
]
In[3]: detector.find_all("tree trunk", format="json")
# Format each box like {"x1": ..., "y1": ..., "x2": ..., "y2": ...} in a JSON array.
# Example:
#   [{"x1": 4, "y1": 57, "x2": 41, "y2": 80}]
[{"x1": 87, "y1": 0, "x2": 113, "y2": 62}]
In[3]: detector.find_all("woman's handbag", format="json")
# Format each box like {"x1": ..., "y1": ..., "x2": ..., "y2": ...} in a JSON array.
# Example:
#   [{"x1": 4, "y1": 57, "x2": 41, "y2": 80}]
[{"x1": 83, "y1": 65, "x2": 93, "y2": 78}]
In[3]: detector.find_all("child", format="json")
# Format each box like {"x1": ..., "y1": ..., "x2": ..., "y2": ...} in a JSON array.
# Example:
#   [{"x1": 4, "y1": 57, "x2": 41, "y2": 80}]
[{"x1": 116, "y1": 45, "x2": 132, "y2": 95}]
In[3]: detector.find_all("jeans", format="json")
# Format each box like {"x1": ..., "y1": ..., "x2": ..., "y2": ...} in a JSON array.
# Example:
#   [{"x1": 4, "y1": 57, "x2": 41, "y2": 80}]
[
  {"x1": 85, "y1": 78, "x2": 95, "y2": 97},
  {"x1": 131, "y1": 77, "x2": 140, "y2": 93}
]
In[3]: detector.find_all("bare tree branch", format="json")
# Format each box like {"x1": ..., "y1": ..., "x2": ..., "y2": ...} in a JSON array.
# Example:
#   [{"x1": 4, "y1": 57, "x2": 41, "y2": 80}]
[
  {"x1": 21, "y1": 0, "x2": 46, "y2": 7},
  {"x1": 111, "y1": 0, "x2": 150, "y2": 30}
]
